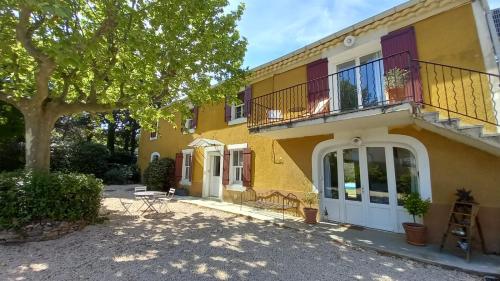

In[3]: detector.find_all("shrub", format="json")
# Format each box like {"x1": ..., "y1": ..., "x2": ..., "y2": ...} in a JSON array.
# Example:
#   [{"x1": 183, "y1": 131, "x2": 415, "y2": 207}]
[
  {"x1": 401, "y1": 192, "x2": 430, "y2": 223},
  {"x1": 102, "y1": 164, "x2": 132, "y2": 185},
  {"x1": 0, "y1": 170, "x2": 103, "y2": 230},
  {"x1": 70, "y1": 142, "x2": 110, "y2": 178},
  {"x1": 142, "y1": 157, "x2": 175, "y2": 191}
]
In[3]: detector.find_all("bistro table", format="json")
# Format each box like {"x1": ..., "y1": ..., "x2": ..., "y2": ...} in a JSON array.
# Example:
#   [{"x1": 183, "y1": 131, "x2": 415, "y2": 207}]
[{"x1": 134, "y1": 191, "x2": 163, "y2": 215}]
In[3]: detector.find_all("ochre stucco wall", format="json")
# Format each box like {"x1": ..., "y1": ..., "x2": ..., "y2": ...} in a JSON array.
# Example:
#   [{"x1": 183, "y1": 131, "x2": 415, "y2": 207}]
[
  {"x1": 414, "y1": 4, "x2": 495, "y2": 130},
  {"x1": 391, "y1": 125, "x2": 500, "y2": 253}
]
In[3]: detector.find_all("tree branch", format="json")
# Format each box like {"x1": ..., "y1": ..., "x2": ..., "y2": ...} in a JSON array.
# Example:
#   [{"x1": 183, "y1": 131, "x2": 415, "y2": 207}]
[{"x1": 16, "y1": 5, "x2": 56, "y2": 106}]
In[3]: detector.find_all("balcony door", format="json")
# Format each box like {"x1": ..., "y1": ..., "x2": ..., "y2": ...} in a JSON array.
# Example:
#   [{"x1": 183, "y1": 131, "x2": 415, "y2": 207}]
[{"x1": 332, "y1": 52, "x2": 385, "y2": 112}]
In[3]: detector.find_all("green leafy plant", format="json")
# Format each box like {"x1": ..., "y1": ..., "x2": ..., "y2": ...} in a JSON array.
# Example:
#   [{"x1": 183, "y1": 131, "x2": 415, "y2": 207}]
[
  {"x1": 401, "y1": 192, "x2": 430, "y2": 223},
  {"x1": 142, "y1": 158, "x2": 175, "y2": 191},
  {"x1": 303, "y1": 192, "x2": 319, "y2": 209},
  {"x1": 0, "y1": 170, "x2": 103, "y2": 230},
  {"x1": 384, "y1": 68, "x2": 409, "y2": 89}
]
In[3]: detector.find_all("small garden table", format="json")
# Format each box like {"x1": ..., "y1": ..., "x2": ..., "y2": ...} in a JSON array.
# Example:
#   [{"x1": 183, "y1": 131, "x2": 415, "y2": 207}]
[{"x1": 134, "y1": 191, "x2": 163, "y2": 215}]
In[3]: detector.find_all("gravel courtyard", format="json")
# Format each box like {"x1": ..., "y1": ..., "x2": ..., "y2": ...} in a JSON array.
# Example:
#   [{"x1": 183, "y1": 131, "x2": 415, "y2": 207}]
[{"x1": 0, "y1": 188, "x2": 480, "y2": 281}]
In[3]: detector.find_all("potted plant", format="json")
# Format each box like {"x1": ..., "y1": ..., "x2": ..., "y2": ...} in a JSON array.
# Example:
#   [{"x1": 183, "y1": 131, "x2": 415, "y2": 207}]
[
  {"x1": 384, "y1": 68, "x2": 409, "y2": 103},
  {"x1": 401, "y1": 192, "x2": 430, "y2": 246},
  {"x1": 303, "y1": 192, "x2": 319, "y2": 224}
]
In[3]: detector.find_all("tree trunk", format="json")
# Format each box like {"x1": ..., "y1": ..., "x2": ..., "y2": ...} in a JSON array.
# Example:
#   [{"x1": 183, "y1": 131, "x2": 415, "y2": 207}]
[
  {"x1": 23, "y1": 109, "x2": 57, "y2": 172},
  {"x1": 107, "y1": 120, "x2": 116, "y2": 154}
]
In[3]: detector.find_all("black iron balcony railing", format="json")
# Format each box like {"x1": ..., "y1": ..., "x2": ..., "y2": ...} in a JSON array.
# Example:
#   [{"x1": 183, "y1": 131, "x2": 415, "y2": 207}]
[{"x1": 247, "y1": 52, "x2": 500, "y2": 130}]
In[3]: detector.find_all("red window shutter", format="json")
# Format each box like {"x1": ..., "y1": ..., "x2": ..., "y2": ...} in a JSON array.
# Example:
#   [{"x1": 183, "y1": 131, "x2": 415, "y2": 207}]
[
  {"x1": 222, "y1": 149, "x2": 230, "y2": 185},
  {"x1": 244, "y1": 86, "x2": 252, "y2": 118},
  {"x1": 224, "y1": 99, "x2": 231, "y2": 122},
  {"x1": 174, "y1": 153, "x2": 183, "y2": 182},
  {"x1": 307, "y1": 58, "x2": 329, "y2": 114},
  {"x1": 192, "y1": 107, "x2": 198, "y2": 128},
  {"x1": 242, "y1": 148, "x2": 252, "y2": 187},
  {"x1": 381, "y1": 26, "x2": 422, "y2": 102}
]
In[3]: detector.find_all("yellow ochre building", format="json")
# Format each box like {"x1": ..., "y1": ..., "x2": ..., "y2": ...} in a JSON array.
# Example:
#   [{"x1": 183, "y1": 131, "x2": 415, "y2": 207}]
[{"x1": 139, "y1": 0, "x2": 500, "y2": 253}]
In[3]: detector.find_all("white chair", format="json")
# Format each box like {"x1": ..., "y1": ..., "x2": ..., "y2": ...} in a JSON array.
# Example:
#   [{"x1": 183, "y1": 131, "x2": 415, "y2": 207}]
[
  {"x1": 134, "y1": 186, "x2": 148, "y2": 211},
  {"x1": 119, "y1": 198, "x2": 134, "y2": 215},
  {"x1": 267, "y1": 110, "x2": 283, "y2": 121},
  {"x1": 154, "y1": 188, "x2": 176, "y2": 212},
  {"x1": 311, "y1": 98, "x2": 331, "y2": 115}
]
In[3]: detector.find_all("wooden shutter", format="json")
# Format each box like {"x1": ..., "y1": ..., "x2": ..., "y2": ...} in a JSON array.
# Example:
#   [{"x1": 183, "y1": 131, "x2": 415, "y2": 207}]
[
  {"x1": 192, "y1": 107, "x2": 198, "y2": 128},
  {"x1": 244, "y1": 86, "x2": 252, "y2": 118},
  {"x1": 224, "y1": 98, "x2": 231, "y2": 122},
  {"x1": 174, "y1": 153, "x2": 183, "y2": 182},
  {"x1": 242, "y1": 148, "x2": 252, "y2": 187},
  {"x1": 381, "y1": 26, "x2": 422, "y2": 102},
  {"x1": 222, "y1": 149, "x2": 230, "y2": 185},
  {"x1": 307, "y1": 58, "x2": 329, "y2": 113}
]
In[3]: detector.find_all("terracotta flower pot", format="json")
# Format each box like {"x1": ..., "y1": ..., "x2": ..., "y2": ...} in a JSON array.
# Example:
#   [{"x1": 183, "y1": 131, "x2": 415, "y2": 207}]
[
  {"x1": 388, "y1": 87, "x2": 406, "y2": 103},
  {"x1": 303, "y1": 208, "x2": 318, "y2": 224},
  {"x1": 403, "y1": 222, "x2": 426, "y2": 246}
]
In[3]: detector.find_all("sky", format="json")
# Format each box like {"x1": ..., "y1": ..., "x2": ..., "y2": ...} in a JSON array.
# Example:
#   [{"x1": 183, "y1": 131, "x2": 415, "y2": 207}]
[{"x1": 228, "y1": 0, "x2": 500, "y2": 69}]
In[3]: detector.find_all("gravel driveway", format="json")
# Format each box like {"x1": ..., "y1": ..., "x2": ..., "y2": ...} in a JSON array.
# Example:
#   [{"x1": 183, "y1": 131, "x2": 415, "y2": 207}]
[{"x1": 0, "y1": 188, "x2": 479, "y2": 281}]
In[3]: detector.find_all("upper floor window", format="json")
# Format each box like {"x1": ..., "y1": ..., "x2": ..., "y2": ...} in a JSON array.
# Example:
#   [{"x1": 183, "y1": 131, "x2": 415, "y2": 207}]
[
  {"x1": 233, "y1": 103, "x2": 245, "y2": 120},
  {"x1": 149, "y1": 121, "x2": 159, "y2": 140}
]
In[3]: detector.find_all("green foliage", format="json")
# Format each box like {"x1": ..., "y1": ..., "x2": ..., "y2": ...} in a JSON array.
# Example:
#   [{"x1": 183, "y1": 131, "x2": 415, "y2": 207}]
[
  {"x1": 70, "y1": 142, "x2": 110, "y2": 179},
  {"x1": 0, "y1": 0, "x2": 247, "y2": 129},
  {"x1": 0, "y1": 170, "x2": 103, "y2": 230},
  {"x1": 143, "y1": 158, "x2": 175, "y2": 191},
  {"x1": 384, "y1": 68, "x2": 409, "y2": 89},
  {"x1": 0, "y1": 101, "x2": 24, "y2": 171},
  {"x1": 102, "y1": 164, "x2": 132, "y2": 185},
  {"x1": 401, "y1": 192, "x2": 430, "y2": 223},
  {"x1": 303, "y1": 192, "x2": 319, "y2": 209}
]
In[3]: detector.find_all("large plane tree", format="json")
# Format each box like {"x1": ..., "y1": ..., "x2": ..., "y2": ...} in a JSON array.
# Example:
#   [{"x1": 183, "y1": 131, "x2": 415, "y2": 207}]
[{"x1": 0, "y1": 0, "x2": 247, "y2": 171}]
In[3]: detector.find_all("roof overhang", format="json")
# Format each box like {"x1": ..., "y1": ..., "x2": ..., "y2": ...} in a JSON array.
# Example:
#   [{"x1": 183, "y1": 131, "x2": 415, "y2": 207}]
[{"x1": 188, "y1": 138, "x2": 225, "y2": 148}]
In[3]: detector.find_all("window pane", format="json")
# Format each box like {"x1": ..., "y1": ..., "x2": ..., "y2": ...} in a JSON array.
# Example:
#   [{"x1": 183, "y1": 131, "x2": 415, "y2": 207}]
[
  {"x1": 232, "y1": 151, "x2": 238, "y2": 166},
  {"x1": 323, "y1": 152, "x2": 339, "y2": 199},
  {"x1": 213, "y1": 156, "x2": 220, "y2": 176},
  {"x1": 337, "y1": 61, "x2": 358, "y2": 111},
  {"x1": 360, "y1": 53, "x2": 383, "y2": 107},
  {"x1": 237, "y1": 151, "x2": 243, "y2": 166},
  {"x1": 235, "y1": 167, "x2": 241, "y2": 181},
  {"x1": 367, "y1": 147, "x2": 389, "y2": 204},
  {"x1": 343, "y1": 148, "x2": 361, "y2": 201},
  {"x1": 393, "y1": 147, "x2": 419, "y2": 206}
]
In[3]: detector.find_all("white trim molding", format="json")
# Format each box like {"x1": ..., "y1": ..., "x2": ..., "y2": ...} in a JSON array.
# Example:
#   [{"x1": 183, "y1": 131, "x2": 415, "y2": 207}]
[
  {"x1": 228, "y1": 117, "x2": 247, "y2": 126},
  {"x1": 202, "y1": 145, "x2": 225, "y2": 199},
  {"x1": 227, "y1": 143, "x2": 248, "y2": 150},
  {"x1": 180, "y1": 149, "x2": 194, "y2": 186},
  {"x1": 150, "y1": 152, "x2": 160, "y2": 162},
  {"x1": 312, "y1": 129, "x2": 432, "y2": 201}
]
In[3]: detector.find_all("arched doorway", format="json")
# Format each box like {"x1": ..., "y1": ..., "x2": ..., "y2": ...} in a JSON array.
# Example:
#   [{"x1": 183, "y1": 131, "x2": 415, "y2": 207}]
[{"x1": 312, "y1": 133, "x2": 431, "y2": 233}]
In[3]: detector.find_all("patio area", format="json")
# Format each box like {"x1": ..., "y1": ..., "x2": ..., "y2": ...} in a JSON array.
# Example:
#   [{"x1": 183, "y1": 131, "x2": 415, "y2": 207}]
[
  {"x1": 178, "y1": 195, "x2": 500, "y2": 277},
  {"x1": 0, "y1": 185, "x2": 495, "y2": 281}
]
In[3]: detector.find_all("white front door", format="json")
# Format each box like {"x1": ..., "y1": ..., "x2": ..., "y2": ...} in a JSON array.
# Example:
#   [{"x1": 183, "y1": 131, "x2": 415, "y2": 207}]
[
  {"x1": 321, "y1": 145, "x2": 420, "y2": 232},
  {"x1": 208, "y1": 153, "x2": 221, "y2": 198}
]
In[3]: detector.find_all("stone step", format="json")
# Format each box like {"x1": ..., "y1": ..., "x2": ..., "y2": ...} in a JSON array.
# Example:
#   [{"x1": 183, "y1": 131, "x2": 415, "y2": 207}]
[
  {"x1": 421, "y1": 111, "x2": 440, "y2": 123},
  {"x1": 457, "y1": 125, "x2": 484, "y2": 138},
  {"x1": 436, "y1": 118, "x2": 461, "y2": 129},
  {"x1": 481, "y1": 133, "x2": 500, "y2": 144}
]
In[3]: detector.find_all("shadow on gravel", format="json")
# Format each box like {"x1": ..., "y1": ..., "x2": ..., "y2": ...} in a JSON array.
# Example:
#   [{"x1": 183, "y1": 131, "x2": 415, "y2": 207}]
[{"x1": 0, "y1": 186, "x2": 478, "y2": 281}]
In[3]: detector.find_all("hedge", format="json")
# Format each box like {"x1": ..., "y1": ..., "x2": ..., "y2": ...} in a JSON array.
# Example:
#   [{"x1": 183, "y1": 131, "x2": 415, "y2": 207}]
[{"x1": 0, "y1": 170, "x2": 103, "y2": 230}]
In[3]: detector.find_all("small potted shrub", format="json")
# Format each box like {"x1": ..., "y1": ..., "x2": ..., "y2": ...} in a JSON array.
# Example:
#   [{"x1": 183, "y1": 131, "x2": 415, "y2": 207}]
[
  {"x1": 384, "y1": 68, "x2": 409, "y2": 102},
  {"x1": 303, "y1": 192, "x2": 319, "y2": 224},
  {"x1": 401, "y1": 192, "x2": 430, "y2": 246}
]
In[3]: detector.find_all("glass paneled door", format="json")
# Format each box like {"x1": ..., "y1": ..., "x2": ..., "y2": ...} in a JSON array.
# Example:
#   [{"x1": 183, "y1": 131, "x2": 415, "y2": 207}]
[{"x1": 321, "y1": 145, "x2": 419, "y2": 232}]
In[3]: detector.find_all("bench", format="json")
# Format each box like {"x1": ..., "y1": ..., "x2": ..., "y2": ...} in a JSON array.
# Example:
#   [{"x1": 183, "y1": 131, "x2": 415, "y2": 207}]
[{"x1": 240, "y1": 188, "x2": 301, "y2": 220}]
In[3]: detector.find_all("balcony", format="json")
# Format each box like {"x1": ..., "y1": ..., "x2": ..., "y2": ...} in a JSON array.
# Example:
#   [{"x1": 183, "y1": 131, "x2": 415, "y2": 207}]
[{"x1": 247, "y1": 52, "x2": 500, "y2": 139}]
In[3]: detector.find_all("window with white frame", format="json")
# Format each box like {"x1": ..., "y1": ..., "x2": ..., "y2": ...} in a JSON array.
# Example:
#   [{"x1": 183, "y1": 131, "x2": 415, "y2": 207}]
[
  {"x1": 233, "y1": 103, "x2": 245, "y2": 119},
  {"x1": 150, "y1": 152, "x2": 160, "y2": 162},
  {"x1": 230, "y1": 149, "x2": 244, "y2": 184},
  {"x1": 181, "y1": 149, "x2": 193, "y2": 184},
  {"x1": 149, "y1": 121, "x2": 159, "y2": 140}
]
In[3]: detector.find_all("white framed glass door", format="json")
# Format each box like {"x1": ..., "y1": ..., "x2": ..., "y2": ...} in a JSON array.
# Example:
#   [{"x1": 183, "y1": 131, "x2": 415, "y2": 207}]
[
  {"x1": 321, "y1": 144, "x2": 420, "y2": 232},
  {"x1": 208, "y1": 153, "x2": 221, "y2": 198}
]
